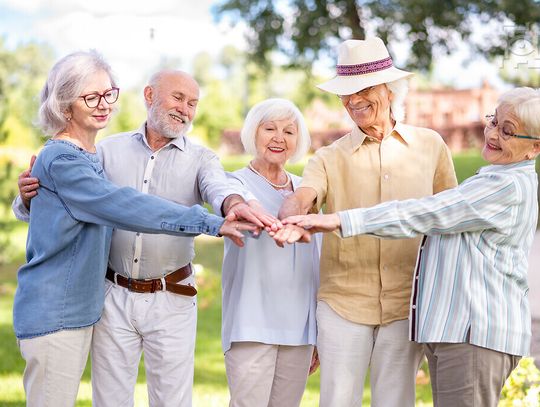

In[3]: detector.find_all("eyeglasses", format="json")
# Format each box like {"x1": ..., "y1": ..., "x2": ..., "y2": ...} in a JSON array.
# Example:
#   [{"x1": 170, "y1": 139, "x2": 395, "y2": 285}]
[
  {"x1": 338, "y1": 86, "x2": 376, "y2": 103},
  {"x1": 79, "y1": 87, "x2": 120, "y2": 108},
  {"x1": 485, "y1": 115, "x2": 540, "y2": 141}
]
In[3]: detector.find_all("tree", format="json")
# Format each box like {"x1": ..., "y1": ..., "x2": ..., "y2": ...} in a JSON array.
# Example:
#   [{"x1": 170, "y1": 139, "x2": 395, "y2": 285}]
[
  {"x1": 0, "y1": 40, "x2": 52, "y2": 263},
  {"x1": 213, "y1": 0, "x2": 540, "y2": 71}
]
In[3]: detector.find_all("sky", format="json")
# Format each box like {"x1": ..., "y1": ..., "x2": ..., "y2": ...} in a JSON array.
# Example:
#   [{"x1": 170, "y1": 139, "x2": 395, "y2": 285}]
[
  {"x1": 0, "y1": 0, "x2": 248, "y2": 89},
  {"x1": 0, "y1": 0, "x2": 512, "y2": 91}
]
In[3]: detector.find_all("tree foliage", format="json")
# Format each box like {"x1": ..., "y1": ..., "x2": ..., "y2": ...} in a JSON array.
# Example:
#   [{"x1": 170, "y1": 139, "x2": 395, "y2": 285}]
[
  {"x1": 0, "y1": 40, "x2": 52, "y2": 145},
  {"x1": 213, "y1": 0, "x2": 540, "y2": 71},
  {"x1": 0, "y1": 40, "x2": 53, "y2": 263}
]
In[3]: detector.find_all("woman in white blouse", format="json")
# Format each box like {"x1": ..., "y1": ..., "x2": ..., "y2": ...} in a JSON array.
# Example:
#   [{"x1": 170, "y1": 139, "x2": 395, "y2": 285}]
[{"x1": 221, "y1": 98, "x2": 320, "y2": 407}]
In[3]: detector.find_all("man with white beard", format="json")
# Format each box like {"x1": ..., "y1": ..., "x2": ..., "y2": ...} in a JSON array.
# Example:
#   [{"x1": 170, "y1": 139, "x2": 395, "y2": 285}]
[{"x1": 15, "y1": 70, "x2": 274, "y2": 407}]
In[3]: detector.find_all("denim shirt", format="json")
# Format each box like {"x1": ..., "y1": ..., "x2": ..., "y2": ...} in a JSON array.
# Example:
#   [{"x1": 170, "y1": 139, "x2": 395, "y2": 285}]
[{"x1": 14, "y1": 139, "x2": 224, "y2": 339}]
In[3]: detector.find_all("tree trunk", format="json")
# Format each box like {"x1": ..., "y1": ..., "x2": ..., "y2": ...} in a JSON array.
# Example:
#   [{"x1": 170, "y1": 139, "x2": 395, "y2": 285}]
[{"x1": 345, "y1": 0, "x2": 365, "y2": 39}]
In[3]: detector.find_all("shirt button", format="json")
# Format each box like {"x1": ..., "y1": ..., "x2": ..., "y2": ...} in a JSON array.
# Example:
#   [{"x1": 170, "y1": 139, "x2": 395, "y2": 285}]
[
  {"x1": 383, "y1": 266, "x2": 388, "y2": 272},
  {"x1": 136, "y1": 232, "x2": 141, "y2": 236},
  {"x1": 412, "y1": 305, "x2": 416, "y2": 309},
  {"x1": 179, "y1": 227, "x2": 185, "y2": 231},
  {"x1": 134, "y1": 259, "x2": 138, "y2": 263},
  {"x1": 144, "y1": 180, "x2": 148, "y2": 184},
  {"x1": 151, "y1": 156, "x2": 155, "y2": 160},
  {"x1": 384, "y1": 174, "x2": 390, "y2": 180}
]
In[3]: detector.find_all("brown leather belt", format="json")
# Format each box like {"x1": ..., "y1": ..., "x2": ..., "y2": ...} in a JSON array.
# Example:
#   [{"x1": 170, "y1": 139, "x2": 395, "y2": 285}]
[{"x1": 106, "y1": 264, "x2": 197, "y2": 297}]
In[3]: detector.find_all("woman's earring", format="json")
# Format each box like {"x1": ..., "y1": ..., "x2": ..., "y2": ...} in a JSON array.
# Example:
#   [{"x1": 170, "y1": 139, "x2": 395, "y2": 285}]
[{"x1": 66, "y1": 116, "x2": 72, "y2": 122}]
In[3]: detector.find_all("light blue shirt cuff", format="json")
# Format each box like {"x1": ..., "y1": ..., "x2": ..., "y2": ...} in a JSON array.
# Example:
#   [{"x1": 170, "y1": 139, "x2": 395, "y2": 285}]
[
  {"x1": 12, "y1": 195, "x2": 30, "y2": 223},
  {"x1": 338, "y1": 209, "x2": 364, "y2": 238}
]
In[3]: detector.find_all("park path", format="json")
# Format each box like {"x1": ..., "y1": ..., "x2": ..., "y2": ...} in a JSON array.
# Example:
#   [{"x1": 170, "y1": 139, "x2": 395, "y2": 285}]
[{"x1": 528, "y1": 231, "x2": 540, "y2": 366}]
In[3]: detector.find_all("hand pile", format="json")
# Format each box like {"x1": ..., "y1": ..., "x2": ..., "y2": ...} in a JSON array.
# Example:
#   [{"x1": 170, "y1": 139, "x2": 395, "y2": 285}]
[{"x1": 221, "y1": 203, "x2": 341, "y2": 248}]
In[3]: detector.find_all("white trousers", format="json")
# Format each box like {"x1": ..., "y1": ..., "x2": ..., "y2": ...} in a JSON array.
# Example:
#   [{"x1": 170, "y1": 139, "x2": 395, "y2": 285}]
[
  {"x1": 91, "y1": 279, "x2": 197, "y2": 407},
  {"x1": 224, "y1": 342, "x2": 314, "y2": 407},
  {"x1": 19, "y1": 326, "x2": 93, "y2": 407},
  {"x1": 317, "y1": 301, "x2": 424, "y2": 407}
]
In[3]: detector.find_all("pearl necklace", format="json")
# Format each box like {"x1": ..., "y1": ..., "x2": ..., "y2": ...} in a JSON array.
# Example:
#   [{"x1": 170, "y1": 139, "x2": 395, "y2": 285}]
[{"x1": 248, "y1": 162, "x2": 291, "y2": 189}]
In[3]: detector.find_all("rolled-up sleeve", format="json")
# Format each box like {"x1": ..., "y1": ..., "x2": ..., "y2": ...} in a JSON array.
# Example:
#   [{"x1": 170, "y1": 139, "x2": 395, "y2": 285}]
[
  {"x1": 433, "y1": 141, "x2": 458, "y2": 193},
  {"x1": 197, "y1": 151, "x2": 254, "y2": 214},
  {"x1": 299, "y1": 153, "x2": 328, "y2": 211}
]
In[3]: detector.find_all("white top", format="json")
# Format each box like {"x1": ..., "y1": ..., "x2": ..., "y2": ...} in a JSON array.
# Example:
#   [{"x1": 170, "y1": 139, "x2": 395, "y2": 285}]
[{"x1": 221, "y1": 167, "x2": 320, "y2": 353}]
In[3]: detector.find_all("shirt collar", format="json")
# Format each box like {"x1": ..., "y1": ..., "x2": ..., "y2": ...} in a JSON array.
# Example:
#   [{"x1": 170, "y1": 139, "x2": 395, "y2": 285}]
[
  {"x1": 479, "y1": 159, "x2": 537, "y2": 174},
  {"x1": 349, "y1": 121, "x2": 410, "y2": 152},
  {"x1": 131, "y1": 122, "x2": 187, "y2": 152}
]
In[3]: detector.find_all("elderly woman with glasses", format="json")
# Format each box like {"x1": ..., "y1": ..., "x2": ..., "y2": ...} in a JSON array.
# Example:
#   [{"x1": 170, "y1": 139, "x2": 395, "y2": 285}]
[
  {"x1": 221, "y1": 98, "x2": 320, "y2": 407},
  {"x1": 280, "y1": 87, "x2": 540, "y2": 407},
  {"x1": 12, "y1": 51, "x2": 254, "y2": 406}
]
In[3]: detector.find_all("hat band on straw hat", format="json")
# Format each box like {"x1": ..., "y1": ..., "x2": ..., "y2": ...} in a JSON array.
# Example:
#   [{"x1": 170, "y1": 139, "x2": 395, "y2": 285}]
[{"x1": 336, "y1": 56, "x2": 393, "y2": 76}]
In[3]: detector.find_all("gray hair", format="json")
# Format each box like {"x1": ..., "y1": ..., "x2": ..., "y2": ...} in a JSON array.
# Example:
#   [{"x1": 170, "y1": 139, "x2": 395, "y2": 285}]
[
  {"x1": 38, "y1": 50, "x2": 116, "y2": 136},
  {"x1": 240, "y1": 98, "x2": 311, "y2": 163},
  {"x1": 385, "y1": 78, "x2": 409, "y2": 122},
  {"x1": 498, "y1": 87, "x2": 540, "y2": 137}
]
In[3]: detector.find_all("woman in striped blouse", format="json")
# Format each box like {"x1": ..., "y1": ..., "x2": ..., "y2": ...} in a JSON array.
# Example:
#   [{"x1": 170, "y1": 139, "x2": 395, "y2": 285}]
[{"x1": 277, "y1": 87, "x2": 540, "y2": 407}]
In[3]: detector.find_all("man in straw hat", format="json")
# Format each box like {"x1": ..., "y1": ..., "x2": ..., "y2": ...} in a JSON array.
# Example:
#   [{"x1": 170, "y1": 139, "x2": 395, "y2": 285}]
[{"x1": 275, "y1": 37, "x2": 457, "y2": 406}]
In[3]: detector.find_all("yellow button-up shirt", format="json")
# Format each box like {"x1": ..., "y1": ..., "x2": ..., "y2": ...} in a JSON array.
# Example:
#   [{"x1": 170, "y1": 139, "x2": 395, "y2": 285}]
[{"x1": 301, "y1": 122, "x2": 458, "y2": 325}]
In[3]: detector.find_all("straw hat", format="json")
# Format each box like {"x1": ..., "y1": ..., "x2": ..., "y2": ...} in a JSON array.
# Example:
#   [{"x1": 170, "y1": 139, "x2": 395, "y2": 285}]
[{"x1": 317, "y1": 37, "x2": 413, "y2": 95}]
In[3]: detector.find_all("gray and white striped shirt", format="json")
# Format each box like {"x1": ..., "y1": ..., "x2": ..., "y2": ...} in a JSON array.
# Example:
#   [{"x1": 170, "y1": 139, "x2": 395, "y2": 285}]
[{"x1": 339, "y1": 160, "x2": 538, "y2": 356}]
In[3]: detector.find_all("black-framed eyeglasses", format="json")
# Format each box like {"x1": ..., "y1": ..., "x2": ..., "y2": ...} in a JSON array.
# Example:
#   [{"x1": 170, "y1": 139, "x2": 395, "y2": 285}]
[
  {"x1": 338, "y1": 86, "x2": 377, "y2": 103},
  {"x1": 485, "y1": 114, "x2": 540, "y2": 141},
  {"x1": 79, "y1": 87, "x2": 120, "y2": 108}
]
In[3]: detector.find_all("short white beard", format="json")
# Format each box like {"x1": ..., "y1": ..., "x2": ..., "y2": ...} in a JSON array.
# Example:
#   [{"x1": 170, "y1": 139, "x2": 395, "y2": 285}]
[{"x1": 148, "y1": 102, "x2": 191, "y2": 139}]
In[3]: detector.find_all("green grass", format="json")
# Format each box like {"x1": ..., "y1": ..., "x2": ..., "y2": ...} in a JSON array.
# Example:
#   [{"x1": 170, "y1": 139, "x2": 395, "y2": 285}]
[{"x1": 452, "y1": 150, "x2": 488, "y2": 183}]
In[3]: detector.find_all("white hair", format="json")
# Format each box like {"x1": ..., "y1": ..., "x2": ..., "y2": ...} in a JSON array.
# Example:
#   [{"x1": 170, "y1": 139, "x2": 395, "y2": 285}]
[
  {"x1": 385, "y1": 78, "x2": 409, "y2": 122},
  {"x1": 498, "y1": 87, "x2": 540, "y2": 137},
  {"x1": 240, "y1": 98, "x2": 311, "y2": 163},
  {"x1": 37, "y1": 50, "x2": 116, "y2": 136}
]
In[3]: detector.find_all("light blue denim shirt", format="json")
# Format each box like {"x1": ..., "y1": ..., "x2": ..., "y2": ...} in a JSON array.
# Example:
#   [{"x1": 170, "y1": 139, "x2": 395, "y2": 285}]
[{"x1": 14, "y1": 139, "x2": 224, "y2": 339}]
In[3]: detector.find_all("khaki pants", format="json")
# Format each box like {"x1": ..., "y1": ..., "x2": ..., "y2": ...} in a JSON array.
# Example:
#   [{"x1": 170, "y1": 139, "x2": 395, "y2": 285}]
[
  {"x1": 425, "y1": 342, "x2": 520, "y2": 407},
  {"x1": 225, "y1": 342, "x2": 313, "y2": 407},
  {"x1": 316, "y1": 301, "x2": 424, "y2": 407},
  {"x1": 19, "y1": 326, "x2": 93, "y2": 407}
]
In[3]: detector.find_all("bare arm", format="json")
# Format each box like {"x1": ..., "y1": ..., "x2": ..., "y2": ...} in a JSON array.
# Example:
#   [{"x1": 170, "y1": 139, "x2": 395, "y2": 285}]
[
  {"x1": 221, "y1": 194, "x2": 278, "y2": 230},
  {"x1": 272, "y1": 187, "x2": 318, "y2": 246},
  {"x1": 278, "y1": 187, "x2": 318, "y2": 219}
]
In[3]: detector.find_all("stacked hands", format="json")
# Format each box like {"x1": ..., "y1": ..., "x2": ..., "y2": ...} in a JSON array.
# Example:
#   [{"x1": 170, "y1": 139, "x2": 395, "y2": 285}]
[{"x1": 222, "y1": 202, "x2": 341, "y2": 248}]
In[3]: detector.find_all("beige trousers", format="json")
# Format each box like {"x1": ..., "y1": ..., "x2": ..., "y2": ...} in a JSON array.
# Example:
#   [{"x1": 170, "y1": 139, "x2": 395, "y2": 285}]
[
  {"x1": 316, "y1": 301, "x2": 424, "y2": 407},
  {"x1": 19, "y1": 326, "x2": 93, "y2": 407},
  {"x1": 425, "y1": 342, "x2": 520, "y2": 407},
  {"x1": 224, "y1": 342, "x2": 313, "y2": 407}
]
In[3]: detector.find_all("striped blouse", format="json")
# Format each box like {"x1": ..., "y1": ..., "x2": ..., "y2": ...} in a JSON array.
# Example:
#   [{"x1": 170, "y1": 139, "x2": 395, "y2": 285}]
[{"x1": 339, "y1": 160, "x2": 538, "y2": 356}]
